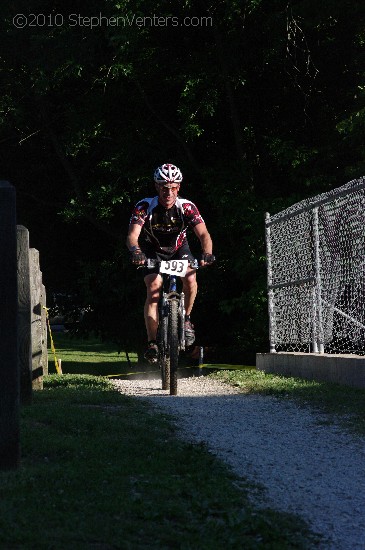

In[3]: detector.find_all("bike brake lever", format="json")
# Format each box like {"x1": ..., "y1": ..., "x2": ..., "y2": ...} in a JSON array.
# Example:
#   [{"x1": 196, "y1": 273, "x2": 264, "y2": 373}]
[{"x1": 146, "y1": 258, "x2": 158, "y2": 269}]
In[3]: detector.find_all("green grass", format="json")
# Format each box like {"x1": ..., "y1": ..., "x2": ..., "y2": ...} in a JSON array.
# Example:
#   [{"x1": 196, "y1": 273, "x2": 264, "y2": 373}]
[
  {"x1": 48, "y1": 331, "x2": 138, "y2": 376},
  {"x1": 17, "y1": 332, "x2": 360, "y2": 547},
  {"x1": 0, "y1": 335, "x2": 319, "y2": 548},
  {"x1": 0, "y1": 374, "x2": 318, "y2": 549},
  {"x1": 210, "y1": 369, "x2": 365, "y2": 435},
  {"x1": 50, "y1": 332, "x2": 365, "y2": 435}
]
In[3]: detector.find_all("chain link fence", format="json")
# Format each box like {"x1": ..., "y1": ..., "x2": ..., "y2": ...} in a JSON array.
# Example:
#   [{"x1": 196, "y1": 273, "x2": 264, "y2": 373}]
[{"x1": 265, "y1": 176, "x2": 365, "y2": 355}]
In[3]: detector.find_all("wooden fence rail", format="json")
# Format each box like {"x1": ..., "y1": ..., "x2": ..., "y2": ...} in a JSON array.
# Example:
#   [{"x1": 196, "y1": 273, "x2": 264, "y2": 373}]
[
  {"x1": 29, "y1": 247, "x2": 48, "y2": 391},
  {"x1": 17, "y1": 225, "x2": 32, "y2": 405},
  {"x1": 17, "y1": 228, "x2": 48, "y2": 403},
  {"x1": 1, "y1": 182, "x2": 48, "y2": 470}
]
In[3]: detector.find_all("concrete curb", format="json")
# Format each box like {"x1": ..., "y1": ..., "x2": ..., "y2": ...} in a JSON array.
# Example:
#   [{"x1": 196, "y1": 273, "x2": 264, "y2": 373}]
[{"x1": 256, "y1": 352, "x2": 365, "y2": 389}]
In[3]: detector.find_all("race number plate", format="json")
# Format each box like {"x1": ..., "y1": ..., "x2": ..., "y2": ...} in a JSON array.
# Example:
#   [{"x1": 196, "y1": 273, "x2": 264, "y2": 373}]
[{"x1": 160, "y1": 260, "x2": 189, "y2": 277}]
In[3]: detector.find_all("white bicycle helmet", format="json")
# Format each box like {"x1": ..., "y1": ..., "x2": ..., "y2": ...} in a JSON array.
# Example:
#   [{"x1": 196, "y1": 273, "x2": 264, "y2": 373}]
[{"x1": 154, "y1": 163, "x2": 183, "y2": 184}]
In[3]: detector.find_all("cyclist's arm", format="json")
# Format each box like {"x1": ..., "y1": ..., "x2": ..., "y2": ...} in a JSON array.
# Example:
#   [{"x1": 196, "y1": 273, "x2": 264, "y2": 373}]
[
  {"x1": 126, "y1": 223, "x2": 143, "y2": 252},
  {"x1": 193, "y1": 223, "x2": 213, "y2": 266}
]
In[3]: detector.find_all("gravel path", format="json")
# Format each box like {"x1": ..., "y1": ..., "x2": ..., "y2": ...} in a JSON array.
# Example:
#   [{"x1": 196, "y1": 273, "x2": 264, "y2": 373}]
[{"x1": 111, "y1": 376, "x2": 365, "y2": 549}]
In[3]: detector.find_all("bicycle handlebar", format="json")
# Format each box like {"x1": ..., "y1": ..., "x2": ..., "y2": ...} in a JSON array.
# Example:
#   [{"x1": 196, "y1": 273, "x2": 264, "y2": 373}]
[{"x1": 146, "y1": 258, "x2": 199, "y2": 270}]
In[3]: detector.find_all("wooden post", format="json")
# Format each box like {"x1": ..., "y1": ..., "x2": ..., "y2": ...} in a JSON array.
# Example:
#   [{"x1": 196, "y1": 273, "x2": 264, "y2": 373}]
[
  {"x1": 30, "y1": 249, "x2": 43, "y2": 390},
  {"x1": 17, "y1": 226, "x2": 32, "y2": 405},
  {"x1": 41, "y1": 283, "x2": 48, "y2": 376},
  {"x1": 0, "y1": 181, "x2": 19, "y2": 469}
]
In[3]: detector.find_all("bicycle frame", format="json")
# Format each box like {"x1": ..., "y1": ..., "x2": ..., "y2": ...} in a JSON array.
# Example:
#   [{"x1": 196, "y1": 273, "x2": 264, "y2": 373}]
[{"x1": 146, "y1": 258, "x2": 197, "y2": 394}]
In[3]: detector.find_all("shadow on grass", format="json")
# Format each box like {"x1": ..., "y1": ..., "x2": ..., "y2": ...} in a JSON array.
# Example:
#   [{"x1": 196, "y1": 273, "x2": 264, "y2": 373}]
[{"x1": 1, "y1": 375, "x2": 318, "y2": 549}]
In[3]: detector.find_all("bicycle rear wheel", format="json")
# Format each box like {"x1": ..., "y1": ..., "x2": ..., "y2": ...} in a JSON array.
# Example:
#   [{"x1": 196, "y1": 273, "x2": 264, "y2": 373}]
[{"x1": 168, "y1": 298, "x2": 179, "y2": 395}]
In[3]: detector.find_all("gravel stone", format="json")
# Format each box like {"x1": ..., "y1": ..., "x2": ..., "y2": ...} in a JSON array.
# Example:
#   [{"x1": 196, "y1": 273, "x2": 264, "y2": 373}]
[{"x1": 111, "y1": 376, "x2": 365, "y2": 549}]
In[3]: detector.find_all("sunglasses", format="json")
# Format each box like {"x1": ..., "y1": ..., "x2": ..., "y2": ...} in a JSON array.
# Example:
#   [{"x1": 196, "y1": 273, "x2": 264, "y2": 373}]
[{"x1": 159, "y1": 184, "x2": 180, "y2": 191}]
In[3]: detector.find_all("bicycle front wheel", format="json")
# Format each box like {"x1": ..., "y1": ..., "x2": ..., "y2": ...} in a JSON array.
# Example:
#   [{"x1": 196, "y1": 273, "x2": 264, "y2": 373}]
[
  {"x1": 161, "y1": 355, "x2": 170, "y2": 390},
  {"x1": 157, "y1": 300, "x2": 170, "y2": 391},
  {"x1": 168, "y1": 298, "x2": 179, "y2": 395}
]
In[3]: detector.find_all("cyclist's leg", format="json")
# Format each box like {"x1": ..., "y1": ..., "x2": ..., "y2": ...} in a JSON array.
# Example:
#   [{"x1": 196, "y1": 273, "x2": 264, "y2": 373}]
[
  {"x1": 175, "y1": 242, "x2": 197, "y2": 314},
  {"x1": 144, "y1": 272, "x2": 163, "y2": 342},
  {"x1": 182, "y1": 268, "x2": 197, "y2": 315},
  {"x1": 174, "y1": 243, "x2": 197, "y2": 346},
  {"x1": 182, "y1": 268, "x2": 197, "y2": 346}
]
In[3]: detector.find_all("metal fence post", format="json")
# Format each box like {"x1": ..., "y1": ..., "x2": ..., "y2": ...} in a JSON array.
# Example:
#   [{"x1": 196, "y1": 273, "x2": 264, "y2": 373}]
[
  {"x1": 265, "y1": 213, "x2": 276, "y2": 353},
  {"x1": 311, "y1": 285, "x2": 318, "y2": 353},
  {"x1": 313, "y1": 207, "x2": 324, "y2": 353}
]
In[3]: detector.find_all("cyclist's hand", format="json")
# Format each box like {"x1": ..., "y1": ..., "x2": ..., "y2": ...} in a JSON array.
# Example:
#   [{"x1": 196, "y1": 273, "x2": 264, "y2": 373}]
[
  {"x1": 200, "y1": 253, "x2": 215, "y2": 267},
  {"x1": 131, "y1": 250, "x2": 147, "y2": 265}
]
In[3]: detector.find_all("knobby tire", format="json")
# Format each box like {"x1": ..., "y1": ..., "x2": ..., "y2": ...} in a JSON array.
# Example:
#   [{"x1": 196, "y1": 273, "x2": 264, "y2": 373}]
[
  {"x1": 161, "y1": 356, "x2": 170, "y2": 390},
  {"x1": 168, "y1": 298, "x2": 179, "y2": 395},
  {"x1": 158, "y1": 302, "x2": 170, "y2": 390}
]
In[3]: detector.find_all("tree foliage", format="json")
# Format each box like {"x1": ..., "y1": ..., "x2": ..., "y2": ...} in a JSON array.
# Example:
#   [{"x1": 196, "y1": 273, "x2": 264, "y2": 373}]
[{"x1": 1, "y1": 0, "x2": 365, "y2": 358}]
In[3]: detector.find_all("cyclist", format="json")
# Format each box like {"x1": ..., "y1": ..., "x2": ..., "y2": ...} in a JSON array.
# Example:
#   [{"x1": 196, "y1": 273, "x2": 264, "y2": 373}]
[{"x1": 126, "y1": 163, "x2": 215, "y2": 362}]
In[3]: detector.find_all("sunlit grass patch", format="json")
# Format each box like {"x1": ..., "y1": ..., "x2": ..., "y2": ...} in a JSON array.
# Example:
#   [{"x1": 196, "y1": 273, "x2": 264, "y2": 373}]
[
  {"x1": 48, "y1": 332, "x2": 137, "y2": 375},
  {"x1": 210, "y1": 369, "x2": 365, "y2": 434}
]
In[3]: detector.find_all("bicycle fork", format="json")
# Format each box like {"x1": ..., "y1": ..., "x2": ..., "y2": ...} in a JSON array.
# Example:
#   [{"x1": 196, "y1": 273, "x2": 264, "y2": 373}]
[
  {"x1": 178, "y1": 292, "x2": 186, "y2": 351},
  {"x1": 169, "y1": 275, "x2": 186, "y2": 351},
  {"x1": 160, "y1": 282, "x2": 186, "y2": 353}
]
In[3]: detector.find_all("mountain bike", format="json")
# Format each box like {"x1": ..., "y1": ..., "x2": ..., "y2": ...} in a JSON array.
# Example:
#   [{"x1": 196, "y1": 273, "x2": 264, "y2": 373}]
[{"x1": 146, "y1": 258, "x2": 198, "y2": 395}]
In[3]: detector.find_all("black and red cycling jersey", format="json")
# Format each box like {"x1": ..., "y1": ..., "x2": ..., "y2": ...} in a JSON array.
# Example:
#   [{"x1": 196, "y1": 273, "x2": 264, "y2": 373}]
[{"x1": 129, "y1": 196, "x2": 204, "y2": 257}]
